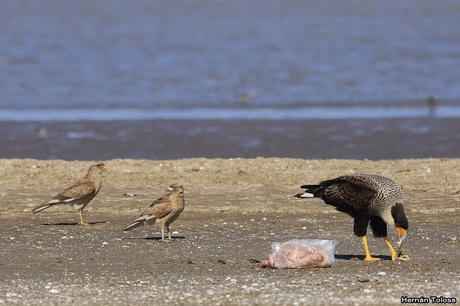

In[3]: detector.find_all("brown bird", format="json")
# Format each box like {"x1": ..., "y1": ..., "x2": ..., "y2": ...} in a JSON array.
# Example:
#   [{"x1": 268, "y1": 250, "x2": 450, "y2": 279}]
[
  {"x1": 123, "y1": 184, "x2": 185, "y2": 241},
  {"x1": 32, "y1": 163, "x2": 106, "y2": 225},
  {"x1": 296, "y1": 174, "x2": 409, "y2": 262}
]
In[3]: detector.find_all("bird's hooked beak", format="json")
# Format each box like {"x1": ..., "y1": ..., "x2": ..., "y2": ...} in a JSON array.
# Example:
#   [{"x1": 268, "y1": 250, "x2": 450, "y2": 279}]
[
  {"x1": 398, "y1": 233, "x2": 407, "y2": 247},
  {"x1": 395, "y1": 227, "x2": 407, "y2": 240},
  {"x1": 395, "y1": 226, "x2": 407, "y2": 254}
]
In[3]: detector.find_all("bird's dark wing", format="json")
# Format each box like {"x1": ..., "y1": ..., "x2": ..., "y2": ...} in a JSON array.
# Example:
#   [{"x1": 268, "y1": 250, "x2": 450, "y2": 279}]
[
  {"x1": 320, "y1": 176, "x2": 377, "y2": 211},
  {"x1": 52, "y1": 179, "x2": 96, "y2": 203}
]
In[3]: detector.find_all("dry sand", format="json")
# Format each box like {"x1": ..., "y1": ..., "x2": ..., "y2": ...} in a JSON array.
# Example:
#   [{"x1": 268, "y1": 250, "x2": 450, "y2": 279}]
[{"x1": 0, "y1": 158, "x2": 459, "y2": 305}]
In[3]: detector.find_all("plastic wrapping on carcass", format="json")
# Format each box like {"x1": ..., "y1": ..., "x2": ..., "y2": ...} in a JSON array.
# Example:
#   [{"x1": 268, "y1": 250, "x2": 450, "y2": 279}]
[{"x1": 261, "y1": 239, "x2": 339, "y2": 269}]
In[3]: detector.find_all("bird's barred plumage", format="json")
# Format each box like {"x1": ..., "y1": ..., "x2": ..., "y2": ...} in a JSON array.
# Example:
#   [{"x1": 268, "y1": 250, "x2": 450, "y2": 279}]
[
  {"x1": 296, "y1": 174, "x2": 409, "y2": 262},
  {"x1": 296, "y1": 174, "x2": 408, "y2": 238},
  {"x1": 298, "y1": 174, "x2": 404, "y2": 216}
]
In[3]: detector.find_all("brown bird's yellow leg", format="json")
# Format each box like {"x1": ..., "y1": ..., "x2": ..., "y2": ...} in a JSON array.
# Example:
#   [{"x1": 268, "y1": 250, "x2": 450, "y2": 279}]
[
  {"x1": 384, "y1": 236, "x2": 398, "y2": 262},
  {"x1": 79, "y1": 210, "x2": 87, "y2": 225},
  {"x1": 362, "y1": 236, "x2": 381, "y2": 262}
]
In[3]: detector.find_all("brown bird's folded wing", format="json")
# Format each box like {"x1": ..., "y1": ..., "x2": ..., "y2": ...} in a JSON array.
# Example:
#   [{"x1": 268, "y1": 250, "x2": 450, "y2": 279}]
[
  {"x1": 321, "y1": 176, "x2": 377, "y2": 211},
  {"x1": 53, "y1": 179, "x2": 96, "y2": 203},
  {"x1": 142, "y1": 197, "x2": 172, "y2": 219}
]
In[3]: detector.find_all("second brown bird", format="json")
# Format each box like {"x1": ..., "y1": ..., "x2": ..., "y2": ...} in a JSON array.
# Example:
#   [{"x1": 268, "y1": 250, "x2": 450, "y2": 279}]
[{"x1": 123, "y1": 184, "x2": 185, "y2": 241}]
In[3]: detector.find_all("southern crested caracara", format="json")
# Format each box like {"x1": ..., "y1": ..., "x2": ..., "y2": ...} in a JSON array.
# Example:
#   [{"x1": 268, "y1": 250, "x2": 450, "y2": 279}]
[
  {"x1": 32, "y1": 163, "x2": 106, "y2": 225},
  {"x1": 295, "y1": 174, "x2": 409, "y2": 262}
]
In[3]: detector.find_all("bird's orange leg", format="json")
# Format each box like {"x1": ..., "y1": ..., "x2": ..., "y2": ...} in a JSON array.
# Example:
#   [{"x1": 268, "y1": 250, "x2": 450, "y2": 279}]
[
  {"x1": 362, "y1": 236, "x2": 381, "y2": 262},
  {"x1": 384, "y1": 236, "x2": 398, "y2": 262}
]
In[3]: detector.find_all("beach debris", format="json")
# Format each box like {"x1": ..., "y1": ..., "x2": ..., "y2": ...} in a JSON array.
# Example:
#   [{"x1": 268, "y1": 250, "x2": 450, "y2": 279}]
[
  {"x1": 261, "y1": 239, "x2": 339, "y2": 269},
  {"x1": 123, "y1": 192, "x2": 137, "y2": 197},
  {"x1": 398, "y1": 253, "x2": 411, "y2": 261}
]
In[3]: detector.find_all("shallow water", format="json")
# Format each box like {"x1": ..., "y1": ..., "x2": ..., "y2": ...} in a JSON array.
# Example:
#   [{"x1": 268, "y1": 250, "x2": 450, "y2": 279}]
[
  {"x1": 0, "y1": 106, "x2": 459, "y2": 121},
  {"x1": 1, "y1": 1, "x2": 460, "y2": 159},
  {"x1": 1, "y1": 0, "x2": 460, "y2": 109}
]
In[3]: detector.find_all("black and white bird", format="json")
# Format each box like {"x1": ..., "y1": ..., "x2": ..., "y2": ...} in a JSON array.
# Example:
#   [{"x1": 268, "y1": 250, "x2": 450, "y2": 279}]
[
  {"x1": 32, "y1": 163, "x2": 106, "y2": 225},
  {"x1": 295, "y1": 174, "x2": 409, "y2": 262}
]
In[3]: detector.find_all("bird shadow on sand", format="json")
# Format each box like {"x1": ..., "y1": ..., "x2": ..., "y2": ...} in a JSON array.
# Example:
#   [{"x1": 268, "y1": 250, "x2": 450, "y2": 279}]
[
  {"x1": 122, "y1": 236, "x2": 186, "y2": 241},
  {"x1": 336, "y1": 254, "x2": 392, "y2": 261},
  {"x1": 143, "y1": 236, "x2": 186, "y2": 241},
  {"x1": 40, "y1": 221, "x2": 109, "y2": 226}
]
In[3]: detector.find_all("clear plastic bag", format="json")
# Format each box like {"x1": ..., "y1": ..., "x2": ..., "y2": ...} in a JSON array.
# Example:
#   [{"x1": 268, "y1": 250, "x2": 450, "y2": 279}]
[{"x1": 261, "y1": 239, "x2": 339, "y2": 269}]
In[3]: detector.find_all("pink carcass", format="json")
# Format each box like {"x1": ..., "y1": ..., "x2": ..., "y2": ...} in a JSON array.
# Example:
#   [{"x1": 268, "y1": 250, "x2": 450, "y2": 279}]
[{"x1": 261, "y1": 239, "x2": 339, "y2": 269}]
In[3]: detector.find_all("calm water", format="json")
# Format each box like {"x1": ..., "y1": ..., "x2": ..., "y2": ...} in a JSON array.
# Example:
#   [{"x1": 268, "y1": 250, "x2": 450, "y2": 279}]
[
  {"x1": 1, "y1": 0, "x2": 460, "y2": 159},
  {"x1": 1, "y1": 0, "x2": 460, "y2": 110}
]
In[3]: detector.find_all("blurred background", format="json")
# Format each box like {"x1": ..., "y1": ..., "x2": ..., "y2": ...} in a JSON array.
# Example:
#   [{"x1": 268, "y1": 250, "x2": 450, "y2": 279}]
[{"x1": 1, "y1": 0, "x2": 459, "y2": 160}]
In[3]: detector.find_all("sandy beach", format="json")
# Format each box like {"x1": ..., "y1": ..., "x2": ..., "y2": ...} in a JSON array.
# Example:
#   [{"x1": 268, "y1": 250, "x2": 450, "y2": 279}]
[{"x1": 0, "y1": 158, "x2": 459, "y2": 305}]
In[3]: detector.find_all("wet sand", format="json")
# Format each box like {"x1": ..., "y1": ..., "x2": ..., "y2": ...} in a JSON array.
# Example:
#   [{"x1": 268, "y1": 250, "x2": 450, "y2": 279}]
[
  {"x1": 0, "y1": 158, "x2": 459, "y2": 305},
  {"x1": 1, "y1": 117, "x2": 460, "y2": 160}
]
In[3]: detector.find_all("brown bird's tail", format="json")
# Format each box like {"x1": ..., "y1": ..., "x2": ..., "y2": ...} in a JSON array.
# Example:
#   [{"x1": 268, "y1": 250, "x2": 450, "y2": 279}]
[
  {"x1": 122, "y1": 216, "x2": 155, "y2": 231},
  {"x1": 295, "y1": 185, "x2": 323, "y2": 198},
  {"x1": 32, "y1": 200, "x2": 62, "y2": 214}
]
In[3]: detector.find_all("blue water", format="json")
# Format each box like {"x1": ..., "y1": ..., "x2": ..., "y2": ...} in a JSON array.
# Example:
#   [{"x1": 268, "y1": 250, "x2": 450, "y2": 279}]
[
  {"x1": 1, "y1": 0, "x2": 460, "y2": 159},
  {"x1": 1, "y1": 0, "x2": 460, "y2": 112},
  {"x1": 0, "y1": 106, "x2": 458, "y2": 121}
]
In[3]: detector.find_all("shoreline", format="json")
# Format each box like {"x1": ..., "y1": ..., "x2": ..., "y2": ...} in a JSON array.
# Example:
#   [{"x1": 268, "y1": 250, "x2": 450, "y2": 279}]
[{"x1": 0, "y1": 105, "x2": 459, "y2": 121}]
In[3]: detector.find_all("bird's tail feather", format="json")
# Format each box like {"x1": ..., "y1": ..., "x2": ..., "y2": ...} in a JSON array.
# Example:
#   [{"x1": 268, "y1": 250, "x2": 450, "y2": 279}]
[
  {"x1": 295, "y1": 184, "x2": 323, "y2": 198},
  {"x1": 32, "y1": 202, "x2": 59, "y2": 214},
  {"x1": 123, "y1": 216, "x2": 155, "y2": 231}
]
